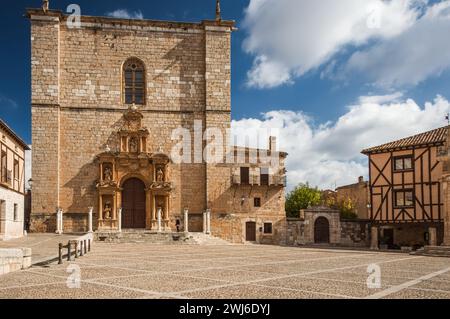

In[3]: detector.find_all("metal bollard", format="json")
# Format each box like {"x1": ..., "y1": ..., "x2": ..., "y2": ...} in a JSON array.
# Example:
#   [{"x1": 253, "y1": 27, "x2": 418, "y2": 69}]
[
  {"x1": 58, "y1": 243, "x2": 63, "y2": 265},
  {"x1": 67, "y1": 241, "x2": 72, "y2": 261},
  {"x1": 84, "y1": 240, "x2": 87, "y2": 255},
  {"x1": 80, "y1": 241, "x2": 84, "y2": 256},
  {"x1": 74, "y1": 241, "x2": 79, "y2": 258}
]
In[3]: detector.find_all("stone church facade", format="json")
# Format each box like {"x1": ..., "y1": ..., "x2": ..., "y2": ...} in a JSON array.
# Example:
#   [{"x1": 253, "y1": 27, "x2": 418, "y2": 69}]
[{"x1": 27, "y1": 4, "x2": 287, "y2": 244}]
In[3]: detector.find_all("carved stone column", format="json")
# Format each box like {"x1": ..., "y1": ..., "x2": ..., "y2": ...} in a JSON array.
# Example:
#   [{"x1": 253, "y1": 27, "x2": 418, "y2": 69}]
[
  {"x1": 184, "y1": 208, "x2": 189, "y2": 234},
  {"x1": 118, "y1": 208, "x2": 122, "y2": 233},
  {"x1": 98, "y1": 195, "x2": 103, "y2": 221},
  {"x1": 157, "y1": 207, "x2": 162, "y2": 233},
  {"x1": 145, "y1": 189, "x2": 152, "y2": 230},
  {"x1": 55, "y1": 208, "x2": 63, "y2": 235},
  {"x1": 151, "y1": 196, "x2": 157, "y2": 229},
  {"x1": 203, "y1": 212, "x2": 207, "y2": 234},
  {"x1": 206, "y1": 209, "x2": 211, "y2": 235},
  {"x1": 88, "y1": 207, "x2": 93, "y2": 233}
]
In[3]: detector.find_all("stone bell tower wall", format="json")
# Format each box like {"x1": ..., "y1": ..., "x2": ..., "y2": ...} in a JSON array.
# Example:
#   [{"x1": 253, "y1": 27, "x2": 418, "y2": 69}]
[
  {"x1": 28, "y1": 9, "x2": 235, "y2": 232},
  {"x1": 30, "y1": 13, "x2": 61, "y2": 232}
]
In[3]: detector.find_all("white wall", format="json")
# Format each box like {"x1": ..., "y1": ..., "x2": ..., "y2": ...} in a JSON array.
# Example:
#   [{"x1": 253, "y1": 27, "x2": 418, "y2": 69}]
[{"x1": 0, "y1": 187, "x2": 24, "y2": 240}]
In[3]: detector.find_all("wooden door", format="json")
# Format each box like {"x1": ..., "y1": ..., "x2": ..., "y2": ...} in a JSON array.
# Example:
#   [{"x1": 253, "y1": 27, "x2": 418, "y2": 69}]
[
  {"x1": 122, "y1": 178, "x2": 146, "y2": 229},
  {"x1": 383, "y1": 229, "x2": 394, "y2": 248},
  {"x1": 314, "y1": 217, "x2": 330, "y2": 244},
  {"x1": 246, "y1": 221, "x2": 256, "y2": 241}
]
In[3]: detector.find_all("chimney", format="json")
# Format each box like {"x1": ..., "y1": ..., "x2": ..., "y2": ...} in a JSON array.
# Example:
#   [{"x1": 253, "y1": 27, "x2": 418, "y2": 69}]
[
  {"x1": 269, "y1": 136, "x2": 277, "y2": 152},
  {"x1": 358, "y1": 176, "x2": 364, "y2": 183}
]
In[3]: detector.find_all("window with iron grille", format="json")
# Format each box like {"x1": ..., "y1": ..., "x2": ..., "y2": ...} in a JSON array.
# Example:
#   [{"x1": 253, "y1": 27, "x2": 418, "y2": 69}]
[
  {"x1": 254, "y1": 197, "x2": 261, "y2": 207},
  {"x1": 263, "y1": 223, "x2": 273, "y2": 234}
]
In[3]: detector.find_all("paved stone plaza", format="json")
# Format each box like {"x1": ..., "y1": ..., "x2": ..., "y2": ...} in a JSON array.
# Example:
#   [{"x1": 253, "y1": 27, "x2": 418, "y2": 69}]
[{"x1": 0, "y1": 243, "x2": 449, "y2": 299}]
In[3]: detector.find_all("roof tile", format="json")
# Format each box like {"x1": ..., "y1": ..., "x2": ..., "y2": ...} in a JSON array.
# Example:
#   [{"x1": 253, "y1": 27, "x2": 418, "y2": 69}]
[{"x1": 362, "y1": 126, "x2": 448, "y2": 154}]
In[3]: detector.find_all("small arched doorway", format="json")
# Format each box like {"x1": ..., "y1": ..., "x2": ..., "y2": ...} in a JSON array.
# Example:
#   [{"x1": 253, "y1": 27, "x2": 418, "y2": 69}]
[
  {"x1": 314, "y1": 217, "x2": 330, "y2": 244},
  {"x1": 122, "y1": 178, "x2": 146, "y2": 229}
]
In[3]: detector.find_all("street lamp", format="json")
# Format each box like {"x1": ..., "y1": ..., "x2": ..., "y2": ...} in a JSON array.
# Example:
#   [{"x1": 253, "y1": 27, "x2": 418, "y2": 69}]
[{"x1": 28, "y1": 178, "x2": 33, "y2": 190}]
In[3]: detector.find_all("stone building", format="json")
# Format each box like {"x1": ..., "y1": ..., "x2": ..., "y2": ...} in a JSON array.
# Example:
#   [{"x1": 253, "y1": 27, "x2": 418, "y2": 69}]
[
  {"x1": 276, "y1": 207, "x2": 370, "y2": 248},
  {"x1": 336, "y1": 176, "x2": 370, "y2": 219},
  {"x1": 27, "y1": 2, "x2": 287, "y2": 244},
  {"x1": 0, "y1": 119, "x2": 29, "y2": 240},
  {"x1": 362, "y1": 127, "x2": 449, "y2": 248}
]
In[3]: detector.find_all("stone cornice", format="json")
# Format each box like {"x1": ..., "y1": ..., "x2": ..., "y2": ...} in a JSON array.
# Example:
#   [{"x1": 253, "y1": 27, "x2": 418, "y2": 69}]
[{"x1": 25, "y1": 9, "x2": 236, "y2": 32}]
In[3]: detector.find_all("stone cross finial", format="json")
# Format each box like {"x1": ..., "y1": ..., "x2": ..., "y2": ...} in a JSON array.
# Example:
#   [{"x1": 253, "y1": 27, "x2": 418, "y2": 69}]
[
  {"x1": 42, "y1": 0, "x2": 49, "y2": 13},
  {"x1": 216, "y1": 0, "x2": 221, "y2": 21}
]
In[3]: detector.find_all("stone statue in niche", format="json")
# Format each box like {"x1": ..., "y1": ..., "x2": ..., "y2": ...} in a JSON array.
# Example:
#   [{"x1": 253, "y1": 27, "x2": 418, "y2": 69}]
[
  {"x1": 103, "y1": 167, "x2": 113, "y2": 183},
  {"x1": 129, "y1": 137, "x2": 138, "y2": 153},
  {"x1": 156, "y1": 167, "x2": 165, "y2": 182},
  {"x1": 103, "y1": 202, "x2": 112, "y2": 220}
]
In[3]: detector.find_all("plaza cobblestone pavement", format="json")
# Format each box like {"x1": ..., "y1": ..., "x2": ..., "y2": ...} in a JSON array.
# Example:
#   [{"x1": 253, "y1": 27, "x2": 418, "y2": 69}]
[
  {"x1": 0, "y1": 243, "x2": 449, "y2": 299},
  {"x1": 0, "y1": 234, "x2": 80, "y2": 264}
]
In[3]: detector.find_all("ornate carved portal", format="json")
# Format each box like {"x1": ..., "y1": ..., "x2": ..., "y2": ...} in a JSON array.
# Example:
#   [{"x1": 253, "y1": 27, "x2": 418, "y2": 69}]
[{"x1": 96, "y1": 105, "x2": 173, "y2": 232}]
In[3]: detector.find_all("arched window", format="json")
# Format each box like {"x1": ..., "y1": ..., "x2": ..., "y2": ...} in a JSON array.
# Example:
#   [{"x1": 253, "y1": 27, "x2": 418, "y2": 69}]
[{"x1": 123, "y1": 58, "x2": 145, "y2": 105}]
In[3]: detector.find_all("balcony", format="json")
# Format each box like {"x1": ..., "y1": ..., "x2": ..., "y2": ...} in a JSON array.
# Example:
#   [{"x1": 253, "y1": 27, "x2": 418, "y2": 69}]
[{"x1": 232, "y1": 174, "x2": 286, "y2": 187}]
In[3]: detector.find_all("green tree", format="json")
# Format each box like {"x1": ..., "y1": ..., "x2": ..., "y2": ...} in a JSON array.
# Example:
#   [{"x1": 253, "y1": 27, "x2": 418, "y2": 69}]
[
  {"x1": 338, "y1": 196, "x2": 358, "y2": 220},
  {"x1": 285, "y1": 183, "x2": 322, "y2": 218}
]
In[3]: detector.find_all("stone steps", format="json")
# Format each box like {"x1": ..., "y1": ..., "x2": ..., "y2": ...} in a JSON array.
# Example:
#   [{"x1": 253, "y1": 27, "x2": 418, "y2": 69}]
[
  {"x1": 94, "y1": 231, "x2": 193, "y2": 244},
  {"x1": 189, "y1": 233, "x2": 231, "y2": 246},
  {"x1": 410, "y1": 246, "x2": 450, "y2": 258},
  {"x1": 94, "y1": 231, "x2": 231, "y2": 245}
]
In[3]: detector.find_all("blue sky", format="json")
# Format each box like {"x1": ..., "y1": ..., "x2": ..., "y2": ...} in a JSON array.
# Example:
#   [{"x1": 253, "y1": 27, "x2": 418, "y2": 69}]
[{"x1": 2, "y1": 0, "x2": 450, "y2": 189}]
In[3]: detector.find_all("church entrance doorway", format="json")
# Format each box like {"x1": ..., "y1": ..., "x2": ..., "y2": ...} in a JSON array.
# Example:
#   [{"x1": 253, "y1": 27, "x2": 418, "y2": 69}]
[{"x1": 122, "y1": 178, "x2": 146, "y2": 229}]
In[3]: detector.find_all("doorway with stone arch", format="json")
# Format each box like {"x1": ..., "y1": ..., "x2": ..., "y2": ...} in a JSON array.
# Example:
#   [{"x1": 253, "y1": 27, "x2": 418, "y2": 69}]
[
  {"x1": 314, "y1": 216, "x2": 330, "y2": 244},
  {"x1": 121, "y1": 178, "x2": 146, "y2": 229}
]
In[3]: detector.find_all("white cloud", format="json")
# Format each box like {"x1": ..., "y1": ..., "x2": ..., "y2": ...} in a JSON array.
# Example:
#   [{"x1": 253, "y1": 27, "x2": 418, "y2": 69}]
[
  {"x1": 0, "y1": 94, "x2": 18, "y2": 108},
  {"x1": 232, "y1": 94, "x2": 450, "y2": 191},
  {"x1": 344, "y1": 1, "x2": 450, "y2": 87},
  {"x1": 358, "y1": 92, "x2": 404, "y2": 104},
  {"x1": 243, "y1": 0, "x2": 450, "y2": 89},
  {"x1": 106, "y1": 9, "x2": 144, "y2": 20}
]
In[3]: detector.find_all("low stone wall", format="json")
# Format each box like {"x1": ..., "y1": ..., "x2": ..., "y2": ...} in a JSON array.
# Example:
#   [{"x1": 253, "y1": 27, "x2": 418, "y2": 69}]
[
  {"x1": 0, "y1": 248, "x2": 32, "y2": 275},
  {"x1": 276, "y1": 217, "x2": 371, "y2": 248},
  {"x1": 30, "y1": 213, "x2": 90, "y2": 234},
  {"x1": 188, "y1": 213, "x2": 204, "y2": 233},
  {"x1": 340, "y1": 220, "x2": 371, "y2": 247},
  {"x1": 211, "y1": 214, "x2": 243, "y2": 244}
]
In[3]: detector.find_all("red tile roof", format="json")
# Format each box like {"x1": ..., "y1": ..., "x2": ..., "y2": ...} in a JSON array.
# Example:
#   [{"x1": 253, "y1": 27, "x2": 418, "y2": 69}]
[{"x1": 362, "y1": 126, "x2": 448, "y2": 155}]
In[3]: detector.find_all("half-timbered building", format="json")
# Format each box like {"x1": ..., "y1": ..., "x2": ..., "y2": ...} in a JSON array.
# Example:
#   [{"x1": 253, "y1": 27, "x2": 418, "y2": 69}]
[{"x1": 362, "y1": 126, "x2": 447, "y2": 248}]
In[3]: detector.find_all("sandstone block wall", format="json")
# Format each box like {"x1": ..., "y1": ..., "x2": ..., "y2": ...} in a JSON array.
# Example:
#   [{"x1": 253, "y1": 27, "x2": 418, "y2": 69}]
[{"x1": 29, "y1": 9, "x2": 287, "y2": 236}]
